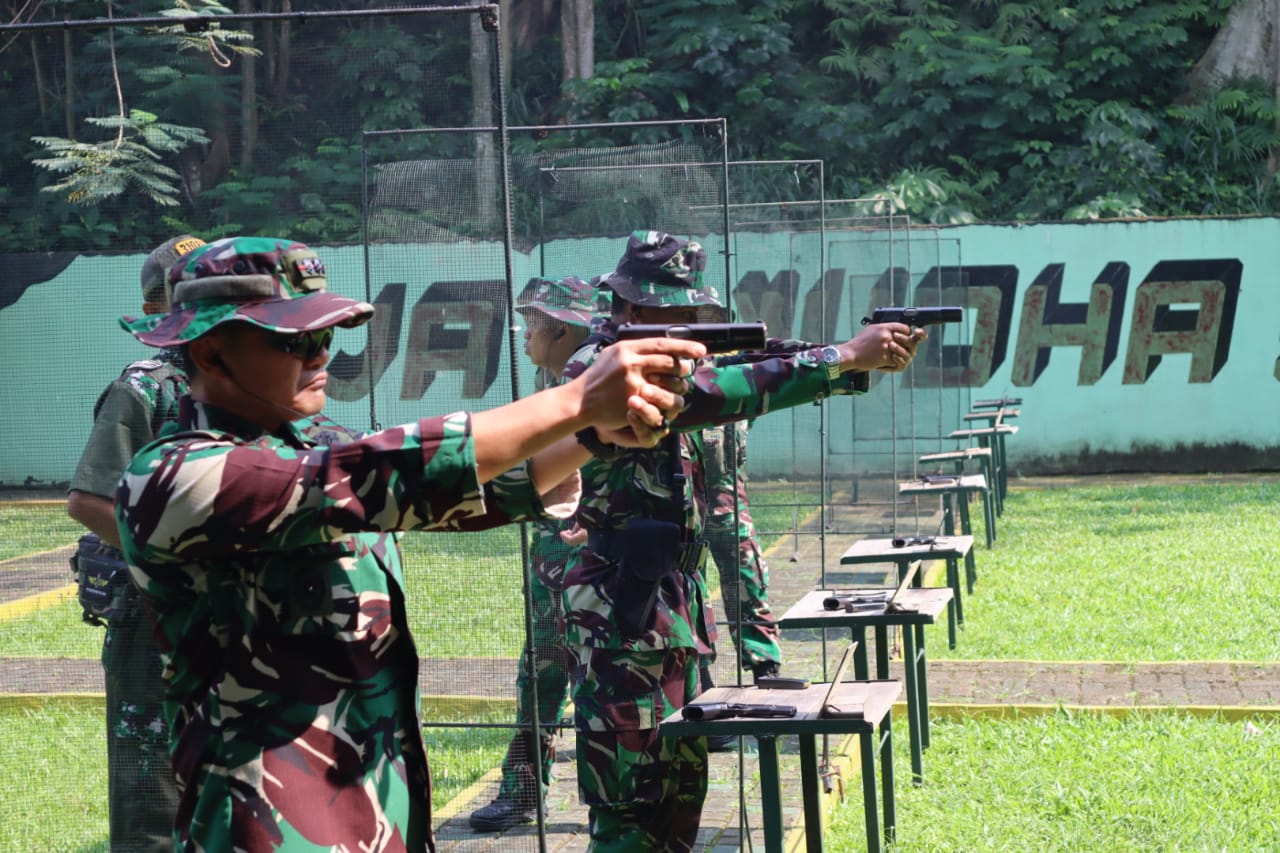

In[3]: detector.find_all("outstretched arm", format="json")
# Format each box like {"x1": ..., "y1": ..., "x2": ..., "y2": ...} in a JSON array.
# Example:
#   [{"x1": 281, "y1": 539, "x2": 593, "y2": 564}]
[
  {"x1": 833, "y1": 322, "x2": 926, "y2": 373},
  {"x1": 470, "y1": 337, "x2": 704, "y2": 484}
]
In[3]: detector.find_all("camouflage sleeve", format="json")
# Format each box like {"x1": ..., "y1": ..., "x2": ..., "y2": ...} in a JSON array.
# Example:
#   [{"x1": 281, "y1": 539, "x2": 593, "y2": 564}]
[
  {"x1": 474, "y1": 464, "x2": 579, "y2": 528},
  {"x1": 70, "y1": 379, "x2": 157, "y2": 499},
  {"x1": 116, "y1": 412, "x2": 562, "y2": 565},
  {"x1": 672, "y1": 348, "x2": 869, "y2": 431},
  {"x1": 530, "y1": 515, "x2": 578, "y2": 561}
]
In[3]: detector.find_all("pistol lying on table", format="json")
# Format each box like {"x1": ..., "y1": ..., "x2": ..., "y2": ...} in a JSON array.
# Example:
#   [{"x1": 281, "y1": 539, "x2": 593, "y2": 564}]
[
  {"x1": 683, "y1": 702, "x2": 797, "y2": 721},
  {"x1": 823, "y1": 591, "x2": 891, "y2": 612}
]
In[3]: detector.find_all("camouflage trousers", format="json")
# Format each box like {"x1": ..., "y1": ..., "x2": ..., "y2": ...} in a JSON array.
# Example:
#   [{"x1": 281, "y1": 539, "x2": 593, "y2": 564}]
[
  {"x1": 104, "y1": 586, "x2": 178, "y2": 852},
  {"x1": 498, "y1": 568, "x2": 573, "y2": 801},
  {"x1": 570, "y1": 645, "x2": 708, "y2": 852},
  {"x1": 705, "y1": 508, "x2": 782, "y2": 671}
]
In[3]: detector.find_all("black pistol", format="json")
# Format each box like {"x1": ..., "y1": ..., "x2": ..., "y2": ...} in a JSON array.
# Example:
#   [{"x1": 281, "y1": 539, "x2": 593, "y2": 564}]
[
  {"x1": 861, "y1": 306, "x2": 964, "y2": 327},
  {"x1": 683, "y1": 702, "x2": 797, "y2": 721},
  {"x1": 822, "y1": 592, "x2": 889, "y2": 612},
  {"x1": 615, "y1": 322, "x2": 767, "y2": 354}
]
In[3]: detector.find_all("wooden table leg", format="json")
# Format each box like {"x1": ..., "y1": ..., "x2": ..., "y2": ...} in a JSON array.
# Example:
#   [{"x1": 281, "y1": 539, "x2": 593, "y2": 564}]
[
  {"x1": 914, "y1": 621, "x2": 931, "y2": 751},
  {"x1": 899, "y1": 622, "x2": 924, "y2": 785},
  {"x1": 860, "y1": 727, "x2": 883, "y2": 853},
  {"x1": 880, "y1": 716, "x2": 896, "y2": 844},
  {"x1": 798, "y1": 734, "x2": 826, "y2": 853},
  {"x1": 955, "y1": 489, "x2": 978, "y2": 590},
  {"x1": 757, "y1": 734, "x2": 787, "y2": 853}
]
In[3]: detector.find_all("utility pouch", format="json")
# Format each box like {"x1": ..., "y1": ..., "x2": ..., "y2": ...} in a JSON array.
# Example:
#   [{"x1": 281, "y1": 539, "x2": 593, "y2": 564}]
[
  {"x1": 70, "y1": 533, "x2": 130, "y2": 627},
  {"x1": 677, "y1": 537, "x2": 709, "y2": 576},
  {"x1": 614, "y1": 519, "x2": 683, "y2": 638}
]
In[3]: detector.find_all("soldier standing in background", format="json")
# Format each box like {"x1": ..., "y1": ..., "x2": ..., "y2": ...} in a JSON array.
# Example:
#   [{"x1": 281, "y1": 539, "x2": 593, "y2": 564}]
[
  {"x1": 67, "y1": 234, "x2": 205, "y2": 851},
  {"x1": 560, "y1": 229, "x2": 924, "y2": 850},
  {"x1": 470, "y1": 276, "x2": 600, "y2": 832},
  {"x1": 112, "y1": 235, "x2": 701, "y2": 852},
  {"x1": 700, "y1": 419, "x2": 782, "y2": 684}
]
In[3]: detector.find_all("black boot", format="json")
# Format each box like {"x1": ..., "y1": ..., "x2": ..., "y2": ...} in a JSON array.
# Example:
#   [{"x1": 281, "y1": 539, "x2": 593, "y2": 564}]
[
  {"x1": 469, "y1": 791, "x2": 542, "y2": 832},
  {"x1": 752, "y1": 660, "x2": 782, "y2": 684},
  {"x1": 469, "y1": 731, "x2": 549, "y2": 832}
]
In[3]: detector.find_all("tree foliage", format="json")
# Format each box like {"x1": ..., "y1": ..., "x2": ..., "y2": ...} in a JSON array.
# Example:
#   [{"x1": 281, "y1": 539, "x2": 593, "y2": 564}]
[
  {"x1": 2, "y1": 0, "x2": 1279, "y2": 252},
  {"x1": 32, "y1": 109, "x2": 209, "y2": 206},
  {"x1": 573, "y1": 0, "x2": 1278, "y2": 223}
]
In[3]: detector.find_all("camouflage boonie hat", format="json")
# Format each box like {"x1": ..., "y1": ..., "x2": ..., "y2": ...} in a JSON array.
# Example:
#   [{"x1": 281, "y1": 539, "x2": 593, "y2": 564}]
[
  {"x1": 140, "y1": 235, "x2": 206, "y2": 304},
  {"x1": 121, "y1": 236, "x2": 375, "y2": 347},
  {"x1": 602, "y1": 230, "x2": 723, "y2": 309},
  {"x1": 515, "y1": 276, "x2": 598, "y2": 328},
  {"x1": 587, "y1": 274, "x2": 613, "y2": 314}
]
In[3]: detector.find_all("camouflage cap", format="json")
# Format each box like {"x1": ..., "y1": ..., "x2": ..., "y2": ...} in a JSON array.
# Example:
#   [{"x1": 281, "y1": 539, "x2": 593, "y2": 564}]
[
  {"x1": 602, "y1": 229, "x2": 722, "y2": 309},
  {"x1": 140, "y1": 235, "x2": 206, "y2": 305},
  {"x1": 515, "y1": 276, "x2": 598, "y2": 328},
  {"x1": 121, "y1": 236, "x2": 375, "y2": 347},
  {"x1": 587, "y1": 274, "x2": 613, "y2": 314}
]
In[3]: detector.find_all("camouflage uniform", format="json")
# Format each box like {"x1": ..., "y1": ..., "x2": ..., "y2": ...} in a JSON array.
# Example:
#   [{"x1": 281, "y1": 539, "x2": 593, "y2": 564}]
[
  {"x1": 562, "y1": 231, "x2": 868, "y2": 850},
  {"x1": 500, "y1": 429, "x2": 576, "y2": 803},
  {"x1": 68, "y1": 234, "x2": 204, "y2": 852},
  {"x1": 474, "y1": 278, "x2": 600, "y2": 829},
  {"x1": 113, "y1": 237, "x2": 581, "y2": 852},
  {"x1": 701, "y1": 420, "x2": 782, "y2": 673}
]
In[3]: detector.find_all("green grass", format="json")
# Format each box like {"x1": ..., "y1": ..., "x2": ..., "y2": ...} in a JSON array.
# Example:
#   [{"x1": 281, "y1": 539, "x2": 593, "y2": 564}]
[
  {"x1": 0, "y1": 501, "x2": 80, "y2": 562},
  {"x1": 423, "y1": 718, "x2": 513, "y2": 808},
  {"x1": 933, "y1": 481, "x2": 1280, "y2": 661},
  {"x1": 828, "y1": 710, "x2": 1280, "y2": 851},
  {"x1": 1, "y1": 703, "x2": 109, "y2": 852},
  {"x1": 0, "y1": 598, "x2": 103, "y2": 658},
  {"x1": 398, "y1": 527, "x2": 528, "y2": 659},
  {"x1": 6, "y1": 479, "x2": 1280, "y2": 849}
]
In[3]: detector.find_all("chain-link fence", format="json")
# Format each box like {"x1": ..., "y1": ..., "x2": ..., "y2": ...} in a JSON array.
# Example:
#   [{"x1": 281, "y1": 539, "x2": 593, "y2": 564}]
[
  {"x1": 0, "y1": 6, "x2": 969, "y2": 850},
  {"x1": 0, "y1": 6, "x2": 530, "y2": 851}
]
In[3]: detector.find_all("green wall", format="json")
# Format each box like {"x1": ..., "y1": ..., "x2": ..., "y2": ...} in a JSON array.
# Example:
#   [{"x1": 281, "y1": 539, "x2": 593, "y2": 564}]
[{"x1": 1, "y1": 217, "x2": 1275, "y2": 486}]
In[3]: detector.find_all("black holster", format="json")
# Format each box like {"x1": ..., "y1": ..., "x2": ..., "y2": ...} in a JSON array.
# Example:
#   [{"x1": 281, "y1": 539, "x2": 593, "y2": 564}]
[
  {"x1": 595, "y1": 433, "x2": 706, "y2": 639},
  {"x1": 592, "y1": 520, "x2": 706, "y2": 639}
]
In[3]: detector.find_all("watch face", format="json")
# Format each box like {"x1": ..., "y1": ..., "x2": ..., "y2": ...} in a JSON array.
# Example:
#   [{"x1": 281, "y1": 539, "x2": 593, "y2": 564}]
[{"x1": 821, "y1": 346, "x2": 841, "y2": 378}]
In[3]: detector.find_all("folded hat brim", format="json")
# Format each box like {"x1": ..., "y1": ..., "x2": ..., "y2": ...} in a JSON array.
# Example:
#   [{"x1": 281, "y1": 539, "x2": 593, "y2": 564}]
[
  {"x1": 122, "y1": 291, "x2": 375, "y2": 347},
  {"x1": 604, "y1": 274, "x2": 723, "y2": 309},
  {"x1": 516, "y1": 303, "x2": 595, "y2": 328}
]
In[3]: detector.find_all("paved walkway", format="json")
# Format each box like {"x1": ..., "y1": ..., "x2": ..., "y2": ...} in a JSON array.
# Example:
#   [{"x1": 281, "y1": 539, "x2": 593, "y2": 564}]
[{"x1": 4, "y1": 480, "x2": 1279, "y2": 851}]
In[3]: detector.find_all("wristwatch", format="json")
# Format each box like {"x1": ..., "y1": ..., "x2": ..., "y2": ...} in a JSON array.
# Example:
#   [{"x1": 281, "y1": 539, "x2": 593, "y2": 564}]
[{"x1": 819, "y1": 345, "x2": 842, "y2": 380}]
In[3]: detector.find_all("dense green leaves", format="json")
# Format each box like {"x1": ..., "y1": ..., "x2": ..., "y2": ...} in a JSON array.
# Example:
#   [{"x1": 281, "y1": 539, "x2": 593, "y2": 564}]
[
  {"x1": 582, "y1": 0, "x2": 1271, "y2": 223},
  {"x1": 32, "y1": 110, "x2": 208, "y2": 207},
  {"x1": 3, "y1": 0, "x2": 1278, "y2": 250}
]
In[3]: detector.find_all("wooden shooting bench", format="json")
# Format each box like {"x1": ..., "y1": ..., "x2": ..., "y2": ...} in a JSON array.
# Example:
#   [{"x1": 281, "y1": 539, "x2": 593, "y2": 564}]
[
  {"x1": 779, "y1": 587, "x2": 951, "y2": 785},
  {"x1": 963, "y1": 408, "x2": 1020, "y2": 426},
  {"x1": 919, "y1": 446, "x2": 1001, "y2": 519},
  {"x1": 947, "y1": 423, "x2": 1018, "y2": 506},
  {"x1": 838, "y1": 535, "x2": 974, "y2": 650},
  {"x1": 898, "y1": 474, "x2": 991, "y2": 582},
  {"x1": 971, "y1": 395, "x2": 1022, "y2": 410},
  {"x1": 662, "y1": 680, "x2": 900, "y2": 853}
]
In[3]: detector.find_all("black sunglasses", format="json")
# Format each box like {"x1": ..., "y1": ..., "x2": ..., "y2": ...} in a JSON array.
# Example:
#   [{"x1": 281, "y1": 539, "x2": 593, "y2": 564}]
[{"x1": 265, "y1": 328, "x2": 334, "y2": 361}]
